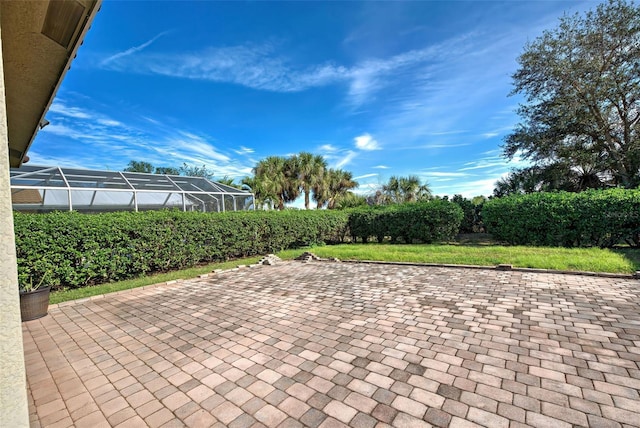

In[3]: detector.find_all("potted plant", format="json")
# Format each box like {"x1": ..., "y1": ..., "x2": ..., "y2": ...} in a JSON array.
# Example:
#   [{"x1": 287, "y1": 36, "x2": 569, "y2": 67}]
[{"x1": 19, "y1": 269, "x2": 51, "y2": 322}]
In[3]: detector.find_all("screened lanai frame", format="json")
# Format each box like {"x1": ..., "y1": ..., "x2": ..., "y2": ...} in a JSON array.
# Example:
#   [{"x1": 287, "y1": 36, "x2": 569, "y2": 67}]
[{"x1": 10, "y1": 165, "x2": 255, "y2": 213}]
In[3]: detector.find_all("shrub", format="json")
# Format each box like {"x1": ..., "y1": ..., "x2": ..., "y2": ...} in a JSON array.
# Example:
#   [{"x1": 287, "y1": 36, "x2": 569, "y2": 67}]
[
  {"x1": 451, "y1": 195, "x2": 484, "y2": 233},
  {"x1": 482, "y1": 189, "x2": 640, "y2": 247},
  {"x1": 348, "y1": 201, "x2": 463, "y2": 244},
  {"x1": 14, "y1": 210, "x2": 349, "y2": 290},
  {"x1": 15, "y1": 202, "x2": 464, "y2": 290}
]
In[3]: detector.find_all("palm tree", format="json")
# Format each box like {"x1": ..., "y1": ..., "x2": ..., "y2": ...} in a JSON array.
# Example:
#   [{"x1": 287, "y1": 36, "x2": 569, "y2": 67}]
[
  {"x1": 312, "y1": 175, "x2": 329, "y2": 209},
  {"x1": 241, "y1": 175, "x2": 271, "y2": 210},
  {"x1": 399, "y1": 175, "x2": 420, "y2": 202},
  {"x1": 292, "y1": 152, "x2": 327, "y2": 209},
  {"x1": 380, "y1": 175, "x2": 431, "y2": 204},
  {"x1": 382, "y1": 176, "x2": 401, "y2": 204},
  {"x1": 216, "y1": 176, "x2": 236, "y2": 186},
  {"x1": 254, "y1": 156, "x2": 299, "y2": 210},
  {"x1": 332, "y1": 191, "x2": 367, "y2": 209},
  {"x1": 313, "y1": 168, "x2": 358, "y2": 209}
]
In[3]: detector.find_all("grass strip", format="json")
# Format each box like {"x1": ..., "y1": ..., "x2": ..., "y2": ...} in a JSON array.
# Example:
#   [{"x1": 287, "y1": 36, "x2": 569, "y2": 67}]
[
  {"x1": 51, "y1": 243, "x2": 640, "y2": 305},
  {"x1": 277, "y1": 244, "x2": 640, "y2": 274},
  {"x1": 49, "y1": 256, "x2": 263, "y2": 305}
]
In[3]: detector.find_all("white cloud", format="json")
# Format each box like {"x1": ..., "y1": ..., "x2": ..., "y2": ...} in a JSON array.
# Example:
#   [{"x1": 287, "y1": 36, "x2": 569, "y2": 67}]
[
  {"x1": 102, "y1": 43, "x2": 348, "y2": 93},
  {"x1": 459, "y1": 161, "x2": 507, "y2": 171},
  {"x1": 423, "y1": 171, "x2": 469, "y2": 177},
  {"x1": 334, "y1": 150, "x2": 357, "y2": 169},
  {"x1": 436, "y1": 175, "x2": 508, "y2": 199},
  {"x1": 26, "y1": 150, "x2": 88, "y2": 169},
  {"x1": 142, "y1": 116, "x2": 162, "y2": 125},
  {"x1": 482, "y1": 132, "x2": 499, "y2": 138},
  {"x1": 97, "y1": 119, "x2": 124, "y2": 127},
  {"x1": 158, "y1": 137, "x2": 230, "y2": 163},
  {"x1": 318, "y1": 144, "x2": 338, "y2": 153},
  {"x1": 42, "y1": 123, "x2": 82, "y2": 137},
  {"x1": 428, "y1": 130, "x2": 468, "y2": 136},
  {"x1": 37, "y1": 98, "x2": 254, "y2": 179},
  {"x1": 233, "y1": 146, "x2": 255, "y2": 155},
  {"x1": 97, "y1": 33, "x2": 477, "y2": 109},
  {"x1": 458, "y1": 153, "x2": 527, "y2": 171},
  {"x1": 353, "y1": 173, "x2": 378, "y2": 180},
  {"x1": 373, "y1": 165, "x2": 389, "y2": 169},
  {"x1": 101, "y1": 31, "x2": 170, "y2": 66},
  {"x1": 412, "y1": 142, "x2": 472, "y2": 150},
  {"x1": 357, "y1": 23, "x2": 539, "y2": 152},
  {"x1": 481, "y1": 125, "x2": 515, "y2": 139},
  {"x1": 48, "y1": 102, "x2": 92, "y2": 119},
  {"x1": 354, "y1": 133, "x2": 380, "y2": 151}
]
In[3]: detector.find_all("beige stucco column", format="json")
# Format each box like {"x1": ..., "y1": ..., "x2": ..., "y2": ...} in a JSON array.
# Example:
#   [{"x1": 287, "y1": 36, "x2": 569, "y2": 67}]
[{"x1": 0, "y1": 16, "x2": 29, "y2": 428}]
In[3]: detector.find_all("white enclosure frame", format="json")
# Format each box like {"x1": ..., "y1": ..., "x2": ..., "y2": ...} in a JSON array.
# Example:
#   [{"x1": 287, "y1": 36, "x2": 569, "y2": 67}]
[{"x1": 10, "y1": 165, "x2": 255, "y2": 213}]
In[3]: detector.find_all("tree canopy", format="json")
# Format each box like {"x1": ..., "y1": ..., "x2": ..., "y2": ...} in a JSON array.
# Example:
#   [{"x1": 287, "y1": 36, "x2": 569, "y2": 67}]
[
  {"x1": 502, "y1": 0, "x2": 640, "y2": 192},
  {"x1": 370, "y1": 175, "x2": 431, "y2": 205},
  {"x1": 250, "y1": 153, "x2": 358, "y2": 210},
  {"x1": 154, "y1": 166, "x2": 181, "y2": 175},
  {"x1": 178, "y1": 163, "x2": 215, "y2": 180},
  {"x1": 123, "y1": 160, "x2": 154, "y2": 174},
  {"x1": 123, "y1": 160, "x2": 217, "y2": 181}
]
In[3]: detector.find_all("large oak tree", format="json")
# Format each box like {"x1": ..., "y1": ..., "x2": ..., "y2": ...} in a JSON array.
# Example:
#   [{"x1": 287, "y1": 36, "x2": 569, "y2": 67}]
[{"x1": 504, "y1": 0, "x2": 640, "y2": 189}]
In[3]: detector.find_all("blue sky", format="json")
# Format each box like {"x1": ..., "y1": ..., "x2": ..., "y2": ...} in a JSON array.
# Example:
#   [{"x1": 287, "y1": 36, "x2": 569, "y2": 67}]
[{"x1": 30, "y1": 0, "x2": 594, "y2": 201}]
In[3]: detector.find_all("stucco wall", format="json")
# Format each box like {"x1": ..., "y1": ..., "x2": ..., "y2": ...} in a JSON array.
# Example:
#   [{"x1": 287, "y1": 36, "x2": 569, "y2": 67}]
[{"x1": 0, "y1": 16, "x2": 30, "y2": 427}]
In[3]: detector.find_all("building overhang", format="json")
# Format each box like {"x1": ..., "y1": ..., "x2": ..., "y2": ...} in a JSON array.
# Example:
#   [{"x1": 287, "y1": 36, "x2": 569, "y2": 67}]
[{"x1": 1, "y1": 0, "x2": 101, "y2": 168}]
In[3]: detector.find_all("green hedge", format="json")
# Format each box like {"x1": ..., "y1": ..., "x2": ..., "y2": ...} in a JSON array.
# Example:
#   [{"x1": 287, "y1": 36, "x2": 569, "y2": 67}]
[
  {"x1": 451, "y1": 195, "x2": 484, "y2": 233},
  {"x1": 14, "y1": 210, "x2": 349, "y2": 290},
  {"x1": 482, "y1": 189, "x2": 640, "y2": 247},
  {"x1": 15, "y1": 203, "x2": 465, "y2": 290},
  {"x1": 348, "y1": 201, "x2": 463, "y2": 243}
]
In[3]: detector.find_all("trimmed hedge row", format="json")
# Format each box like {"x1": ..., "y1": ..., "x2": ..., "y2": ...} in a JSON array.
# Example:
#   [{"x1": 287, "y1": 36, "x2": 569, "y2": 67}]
[
  {"x1": 482, "y1": 189, "x2": 640, "y2": 247},
  {"x1": 348, "y1": 201, "x2": 463, "y2": 243},
  {"x1": 14, "y1": 210, "x2": 349, "y2": 290},
  {"x1": 15, "y1": 202, "x2": 465, "y2": 290},
  {"x1": 451, "y1": 195, "x2": 484, "y2": 233}
]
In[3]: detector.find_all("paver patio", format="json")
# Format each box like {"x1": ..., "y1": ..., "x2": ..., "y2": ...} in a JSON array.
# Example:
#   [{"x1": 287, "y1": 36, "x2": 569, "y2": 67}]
[{"x1": 23, "y1": 261, "x2": 640, "y2": 428}]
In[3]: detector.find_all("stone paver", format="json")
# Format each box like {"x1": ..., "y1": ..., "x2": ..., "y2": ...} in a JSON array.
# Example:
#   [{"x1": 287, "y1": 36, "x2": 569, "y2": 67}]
[{"x1": 23, "y1": 261, "x2": 640, "y2": 427}]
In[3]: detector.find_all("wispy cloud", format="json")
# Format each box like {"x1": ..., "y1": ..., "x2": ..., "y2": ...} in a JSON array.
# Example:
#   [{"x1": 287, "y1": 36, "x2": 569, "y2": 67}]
[
  {"x1": 334, "y1": 150, "x2": 357, "y2": 169},
  {"x1": 358, "y1": 23, "x2": 536, "y2": 154},
  {"x1": 353, "y1": 173, "x2": 378, "y2": 180},
  {"x1": 458, "y1": 153, "x2": 524, "y2": 171},
  {"x1": 234, "y1": 146, "x2": 255, "y2": 155},
  {"x1": 354, "y1": 133, "x2": 380, "y2": 151},
  {"x1": 49, "y1": 3, "x2": 580, "y2": 198},
  {"x1": 481, "y1": 125, "x2": 516, "y2": 139},
  {"x1": 97, "y1": 118, "x2": 123, "y2": 127},
  {"x1": 157, "y1": 136, "x2": 230, "y2": 164},
  {"x1": 97, "y1": 33, "x2": 476, "y2": 110},
  {"x1": 36, "y1": 98, "x2": 253, "y2": 179},
  {"x1": 413, "y1": 142, "x2": 472, "y2": 150},
  {"x1": 101, "y1": 42, "x2": 347, "y2": 93},
  {"x1": 318, "y1": 144, "x2": 338, "y2": 153},
  {"x1": 428, "y1": 130, "x2": 468, "y2": 136},
  {"x1": 25, "y1": 150, "x2": 88, "y2": 169},
  {"x1": 423, "y1": 171, "x2": 469, "y2": 177},
  {"x1": 101, "y1": 31, "x2": 170, "y2": 66},
  {"x1": 440, "y1": 176, "x2": 507, "y2": 198},
  {"x1": 48, "y1": 102, "x2": 92, "y2": 119}
]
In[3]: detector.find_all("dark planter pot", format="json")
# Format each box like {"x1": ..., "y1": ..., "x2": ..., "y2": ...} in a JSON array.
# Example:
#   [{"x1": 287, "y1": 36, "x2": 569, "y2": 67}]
[{"x1": 19, "y1": 286, "x2": 50, "y2": 322}]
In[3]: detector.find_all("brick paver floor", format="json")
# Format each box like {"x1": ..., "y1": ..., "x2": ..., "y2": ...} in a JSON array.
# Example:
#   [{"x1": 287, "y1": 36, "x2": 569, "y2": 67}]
[{"x1": 23, "y1": 261, "x2": 640, "y2": 427}]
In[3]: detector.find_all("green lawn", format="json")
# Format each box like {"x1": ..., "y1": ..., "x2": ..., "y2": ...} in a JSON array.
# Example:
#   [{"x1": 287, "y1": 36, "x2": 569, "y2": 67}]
[
  {"x1": 50, "y1": 242, "x2": 640, "y2": 305},
  {"x1": 277, "y1": 243, "x2": 640, "y2": 274}
]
